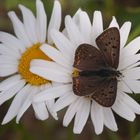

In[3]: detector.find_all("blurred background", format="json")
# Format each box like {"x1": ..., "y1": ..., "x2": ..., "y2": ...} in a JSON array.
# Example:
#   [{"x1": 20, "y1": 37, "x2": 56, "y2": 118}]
[{"x1": 0, "y1": 0, "x2": 140, "y2": 140}]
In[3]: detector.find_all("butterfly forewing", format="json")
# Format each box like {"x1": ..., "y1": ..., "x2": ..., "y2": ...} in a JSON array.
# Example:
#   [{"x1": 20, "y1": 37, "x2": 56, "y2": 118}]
[
  {"x1": 96, "y1": 27, "x2": 120, "y2": 69},
  {"x1": 73, "y1": 44, "x2": 107, "y2": 71},
  {"x1": 91, "y1": 78, "x2": 117, "y2": 107}
]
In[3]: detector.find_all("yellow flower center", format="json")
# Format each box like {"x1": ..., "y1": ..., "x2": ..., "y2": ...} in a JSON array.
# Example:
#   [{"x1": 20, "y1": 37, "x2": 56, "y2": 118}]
[{"x1": 18, "y1": 43, "x2": 51, "y2": 86}]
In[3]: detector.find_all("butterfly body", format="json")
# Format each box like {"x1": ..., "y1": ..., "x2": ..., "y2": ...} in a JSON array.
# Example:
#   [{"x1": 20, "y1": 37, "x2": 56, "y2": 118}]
[
  {"x1": 79, "y1": 68, "x2": 121, "y2": 78},
  {"x1": 73, "y1": 27, "x2": 120, "y2": 107}
]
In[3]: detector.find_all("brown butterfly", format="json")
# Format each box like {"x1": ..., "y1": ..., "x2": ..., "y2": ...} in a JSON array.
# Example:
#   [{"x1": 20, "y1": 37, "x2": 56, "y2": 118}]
[{"x1": 73, "y1": 27, "x2": 121, "y2": 107}]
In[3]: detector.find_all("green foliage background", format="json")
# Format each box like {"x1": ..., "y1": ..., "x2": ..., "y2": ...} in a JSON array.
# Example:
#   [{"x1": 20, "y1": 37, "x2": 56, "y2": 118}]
[{"x1": 0, "y1": 0, "x2": 140, "y2": 140}]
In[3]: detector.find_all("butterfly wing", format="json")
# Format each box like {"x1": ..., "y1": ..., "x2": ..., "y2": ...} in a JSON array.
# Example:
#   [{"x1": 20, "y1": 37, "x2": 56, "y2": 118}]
[
  {"x1": 73, "y1": 75, "x2": 102, "y2": 96},
  {"x1": 96, "y1": 27, "x2": 120, "y2": 69},
  {"x1": 73, "y1": 76, "x2": 117, "y2": 107},
  {"x1": 73, "y1": 44, "x2": 107, "y2": 71},
  {"x1": 91, "y1": 77, "x2": 117, "y2": 107}
]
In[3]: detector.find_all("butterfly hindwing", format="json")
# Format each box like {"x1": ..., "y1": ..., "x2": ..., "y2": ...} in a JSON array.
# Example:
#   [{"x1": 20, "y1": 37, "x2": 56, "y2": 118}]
[
  {"x1": 73, "y1": 44, "x2": 107, "y2": 71},
  {"x1": 73, "y1": 75, "x2": 102, "y2": 96},
  {"x1": 91, "y1": 77, "x2": 117, "y2": 107},
  {"x1": 73, "y1": 75, "x2": 117, "y2": 107},
  {"x1": 96, "y1": 27, "x2": 120, "y2": 69}
]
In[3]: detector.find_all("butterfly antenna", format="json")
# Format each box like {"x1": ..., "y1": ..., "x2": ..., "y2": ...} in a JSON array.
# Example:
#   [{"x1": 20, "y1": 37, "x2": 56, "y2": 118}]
[{"x1": 119, "y1": 78, "x2": 135, "y2": 94}]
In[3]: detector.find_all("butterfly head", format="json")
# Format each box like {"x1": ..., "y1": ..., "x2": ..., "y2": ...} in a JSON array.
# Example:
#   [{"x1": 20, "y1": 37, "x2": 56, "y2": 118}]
[{"x1": 72, "y1": 68, "x2": 80, "y2": 77}]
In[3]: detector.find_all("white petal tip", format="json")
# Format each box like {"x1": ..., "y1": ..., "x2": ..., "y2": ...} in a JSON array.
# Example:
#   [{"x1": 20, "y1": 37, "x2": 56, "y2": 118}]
[
  {"x1": 18, "y1": 4, "x2": 27, "y2": 10},
  {"x1": 54, "y1": 116, "x2": 58, "y2": 120},
  {"x1": 18, "y1": 4, "x2": 23, "y2": 9},
  {"x1": 54, "y1": 0, "x2": 61, "y2": 6},
  {"x1": 95, "y1": 130, "x2": 103, "y2": 135},
  {"x1": 65, "y1": 15, "x2": 71, "y2": 21},
  {"x1": 37, "y1": 116, "x2": 48, "y2": 121},
  {"x1": 1, "y1": 120, "x2": 7, "y2": 125},
  {"x1": 73, "y1": 129, "x2": 81, "y2": 134},
  {"x1": 16, "y1": 118, "x2": 20, "y2": 124},
  {"x1": 136, "y1": 111, "x2": 140, "y2": 115},
  {"x1": 63, "y1": 123, "x2": 68, "y2": 127},
  {"x1": 113, "y1": 128, "x2": 118, "y2": 132},
  {"x1": 94, "y1": 10, "x2": 101, "y2": 14},
  {"x1": 8, "y1": 11, "x2": 14, "y2": 16},
  {"x1": 129, "y1": 116, "x2": 136, "y2": 122},
  {"x1": 51, "y1": 112, "x2": 58, "y2": 120},
  {"x1": 36, "y1": 0, "x2": 41, "y2": 3}
]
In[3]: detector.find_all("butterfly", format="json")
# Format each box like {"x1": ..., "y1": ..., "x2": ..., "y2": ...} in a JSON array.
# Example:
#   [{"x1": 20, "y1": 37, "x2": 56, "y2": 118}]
[{"x1": 73, "y1": 27, "x2": 121, "y2": 107}]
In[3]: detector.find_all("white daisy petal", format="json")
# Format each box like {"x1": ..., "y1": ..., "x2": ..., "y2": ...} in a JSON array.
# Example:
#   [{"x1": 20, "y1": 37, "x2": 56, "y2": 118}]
[
  {"x1": 33, "y1": 84, "x2": 72, "y2": 102},
  {"x1": 53, "y1": 91, "x2": 78, "y2": 112},
  {"x1": 112, "y1": 94, "x2": 136, "y2": 121},
  {"x1": 46, "y1": 99, "x2": 58, "y2": 120},
  {"x1": 123, "y1": 67, "x2": 140, "y2": 80},
  {"x1": 118, "y1": 80, "x2": 132, "y2": 93},
  {"x1": 91, "y1": 101, "x2": 104, "y2": 135},
  {"x1": 63, "y1": 97, "x2": 83, "y2": 127},
  {"x1": 120, "y1": 92, "x2": 140, "y2": 114},
  {"x1": 103, "y1": 108, "x2": 118, "y2": 131},
  {"x1": 123, "y1": 79, "x2": 140, "y2": 93},
  {"x1": 62, "y1": 8, "x2": 82, "y2": 37},
  {"x1": 0, "y1": 32, "x2": 25, "y2": 54},
  {"x1": 16, "y1": 87, "x2": 37, "y2": 123},
  {"x1": 122, "y1": 37, "x2": 140, "y2": 56},
  {"x1": 19, "y1": 4, "x2": 38, "y2": 44},
  {"x1": 0, "y1": 64, "x2": 18, "y2": 77},
  {"x1": 0, "y1": 55, "x2": 18, "y2": 62},
  {"x1": 109, "y1": 16, "x2": 119, "y2": 28},
  {"x1": 31, "y1": 59, "x2": 71, "y2": 74},
  {"x1": 65, "y1": 15, "x2": 85, "y2": 46},
  {"x1": 51, "y1": 82, "x2": 62, "y2": 87},
  {"x1": 0, "y1": 80, "x2": 26, "y2": 106},
  {"x1": 92, "y1": 11, "x2": 103, "y2": 46},
  {"x1": 30, "y1": 66, "x2": 71, "y2": 83},
  {"x1": 48, "y1": 0, "x2": 61, "y2": 44},
  {"x1": 40, "y1": 44, "x2": 72, "y2": 68},
  {"x1": 79, "y1": 11, "x2": 92, "y2": 44},
  {"x1": 119, "y1": 54, "x2": 140, "y2": 70},
  {"x1": 73, "y1": 98, "x2": 90, "y2": 134},
  {"x1": 2, "y1": 84, "x2": 31, "y2": 125},
  {"x1": 0, "y1": 44, "x2": 18, "y2": 57},
  {"x1": 0, "y1": 55, "x2": 18, "y2": 66},
  {"x1": 51, "y1": 29, "x2": 75, "y2": 61},
  {"x1": 8, "y1": 11, "x2": 32, "y2": 47},
  {"x1": 72, "y1": 8, "x2": 82, "y2": 26},
  {"x1": 120, "y1": 22, "x2": 131, "y2": 48},
  {"x1": 32, "y1": 102, "x2": 49, "y2": 120},
  {"x1": 36, "y1": 0, "x2": 47, "y2": 43},
  {"x1": 0, "y1": 58, "x2": 18, "y2": 65},
  {"x1": 0, "y1": 75, "x2": 21, "y2": 91}
]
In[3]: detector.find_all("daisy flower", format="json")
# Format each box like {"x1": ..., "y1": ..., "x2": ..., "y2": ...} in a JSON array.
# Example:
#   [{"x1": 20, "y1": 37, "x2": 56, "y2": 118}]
[
  {"x1": 30, "y1": 10, "x2": 140, "y2": 134},
  {"x1": 0, "y1": 0, "x2": 61, "y2": 124}
]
